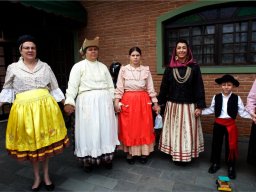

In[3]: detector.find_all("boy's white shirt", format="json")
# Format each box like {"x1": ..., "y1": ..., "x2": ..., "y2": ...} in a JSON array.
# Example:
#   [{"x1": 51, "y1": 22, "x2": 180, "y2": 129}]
[{"x1": 202, "y1": 92, "x2": 251, "y2": 119}]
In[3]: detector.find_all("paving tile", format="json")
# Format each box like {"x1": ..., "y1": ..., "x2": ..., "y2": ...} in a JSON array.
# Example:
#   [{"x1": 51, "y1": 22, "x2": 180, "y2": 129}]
[{"x1": 86, "y1": 175, "x2": 118, "y2": 189}]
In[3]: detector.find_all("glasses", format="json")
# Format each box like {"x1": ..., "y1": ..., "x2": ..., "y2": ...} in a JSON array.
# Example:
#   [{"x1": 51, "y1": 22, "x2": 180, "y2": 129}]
[{"x1": 22, "y1": 46, "x2": 36, "y2": 51}]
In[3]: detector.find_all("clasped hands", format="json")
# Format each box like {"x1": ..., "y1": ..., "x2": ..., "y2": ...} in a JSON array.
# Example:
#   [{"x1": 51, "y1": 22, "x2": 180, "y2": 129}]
[{"x1": 64, "y1": 104, "x2": 75, "y2": 116}]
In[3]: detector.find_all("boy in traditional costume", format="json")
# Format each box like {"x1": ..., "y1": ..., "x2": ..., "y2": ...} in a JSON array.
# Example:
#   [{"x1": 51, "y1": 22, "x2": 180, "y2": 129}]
[{"x1": 202, "y1": 74, "x2": 251, "y2": 179}]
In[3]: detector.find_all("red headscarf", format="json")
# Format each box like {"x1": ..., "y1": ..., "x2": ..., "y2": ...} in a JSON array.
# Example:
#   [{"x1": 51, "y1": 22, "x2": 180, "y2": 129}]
[{"x1": 169, "y1": 40, "x2": 196, "y2": 68}]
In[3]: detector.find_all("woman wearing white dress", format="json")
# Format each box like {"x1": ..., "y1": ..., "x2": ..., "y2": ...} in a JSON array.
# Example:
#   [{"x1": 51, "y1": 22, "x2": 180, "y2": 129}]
[{"x1": 64, "y1": 37, "x2": 119, "y2": 172}]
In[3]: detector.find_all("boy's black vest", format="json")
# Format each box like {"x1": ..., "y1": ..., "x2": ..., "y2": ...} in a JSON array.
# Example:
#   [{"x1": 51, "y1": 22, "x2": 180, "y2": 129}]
[{"x1": 214, "y1": 93, "x2": 238, "y2": 119}]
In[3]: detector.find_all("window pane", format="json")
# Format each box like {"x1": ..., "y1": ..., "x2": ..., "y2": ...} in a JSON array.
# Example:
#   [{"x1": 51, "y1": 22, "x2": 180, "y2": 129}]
[
  {"x1": 253, "y1": 55, "x2": 256, "y2": 62},
  {"x1": 179, "y1": 29, "x2": 189, "y2": 37},
  {"x1": 205, "y1": 25, "x2": 215, "y2": 34},
  {"x1": 222, "y1": 44, "x2": 233, "y2": 53},
  {"x1": 223, "y1": 24, "x2": 234, "y2": 33},
  {"x1": 234, "y1": 43, "x2": 247, "y2": 52},
  {"x1": 192, "y1": 36, "x2": 201, "y2": 45},
  {"x1": 235, "y1": 22, "x2": 248, "y2": 32},
  {"x1": 251, "y1": 43, "x2": 256, "y2": 51},
  {"x1": 192, "y1": 27, "x2": 201, "y2": 35},
  {"x1": 204, "y1": 35, "x2": 214, "y2": 44},
  {"x1": 204, "y1": 55, "x2": 214, "y2": 64},
  {"x1": 196, "y1": 57, "x2": 202, "y2": 64},
  {"x1": 205, "y1": 45, "x2": 214, "y2": 54},
  {"x1": 252, "y1": 32, "x2": 256, "y2": 41},
  {"x1": 223, "y1": 34, "x2": 233, "y2": 43},
  {"x1": 192, "y1": 45, "x2": 202, "y2": 54},
  {"x1": 252, "y1": 21, "x2": 256, "y2": 30},
  {"x1": 222, "y1": 54, "x2": 233, "y2": 64},
  {"x1": 235, "y1": 33, "x2": 247, "y2": 42},
  {"x1": 169, "y1": 31, "x2": 178, "y2": 38},
  {"x1": 235, "y1": 54, "x2": 246, "y2": 63}
]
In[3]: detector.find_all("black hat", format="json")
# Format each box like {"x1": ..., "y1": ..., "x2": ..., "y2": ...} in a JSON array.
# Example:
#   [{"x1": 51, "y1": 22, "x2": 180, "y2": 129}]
[
  {"x1": 215, "y1": 74, "x2": 240, "y2": 87},
  {"x1": 109, "y1": 62, "x2": 121, "y2": 78},
  {"x1": 17, "y1": 35, "x2": 37, "y2": 47}
]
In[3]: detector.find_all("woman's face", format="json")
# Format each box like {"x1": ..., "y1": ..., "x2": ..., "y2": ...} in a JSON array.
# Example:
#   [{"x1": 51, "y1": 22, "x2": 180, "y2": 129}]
[
  {"x1": 176, "y1": 42, "x2": 188, "y2": 61},
  {"x1": 129, "y1": 50, "x2": 141, "y2": 65},
  {"x1": 20, "y1": 41, "x2": 37, "y2": 61},
  {"x1": 85, "y1": 46, "x2": 98, "y2": 61}
]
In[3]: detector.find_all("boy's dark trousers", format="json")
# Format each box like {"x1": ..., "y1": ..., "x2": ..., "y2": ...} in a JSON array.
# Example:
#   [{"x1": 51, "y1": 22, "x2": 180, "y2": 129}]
[{"x1": 209, "y1": 122, "x2": 236, "y2": 179}]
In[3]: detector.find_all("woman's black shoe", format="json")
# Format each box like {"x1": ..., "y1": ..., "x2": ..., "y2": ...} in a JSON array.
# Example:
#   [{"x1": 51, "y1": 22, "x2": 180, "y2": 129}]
[
  {"x1": 31, "y1": 182, "x2": 42, "y2": 191},
  {"x1": 174, "y1": 161, "x2": 189, "y2": 166},
  {"x1": 44, "y1": 182, "x2": 55, "y2": 191},
  {"x1": 126, "y1": 157, "x2": 135, "y2": 165},
  {"x1": 139, "y1": 156, "x2": 148, "y2": 164}
]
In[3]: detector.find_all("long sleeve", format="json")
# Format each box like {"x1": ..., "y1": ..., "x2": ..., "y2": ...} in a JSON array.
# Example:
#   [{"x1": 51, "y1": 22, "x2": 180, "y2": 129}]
[
  {"x1": 0, "y1": 65, "x2": 15, "y2": 103},
  {"x1": 114, "y1": 66, "x2": 125, "y2": 99},
  {"x1": 238, "y1": 96, "x2": 251, "y2": 119},
  {"x1": 65, "y1": 63, "x2": 81, "y2": 106},
  {"x1": 145, "y1": 68, "x2": 157, "y2": 103},
  {"x1": 246, "y1": 79, "x2": 256, "y2": 115},
  {"x1": 193, "y1": 65, "x2": 206, "y2": 109},
  {"x1": 157, "y1": 67, "x2": 170, "y2": 106}
]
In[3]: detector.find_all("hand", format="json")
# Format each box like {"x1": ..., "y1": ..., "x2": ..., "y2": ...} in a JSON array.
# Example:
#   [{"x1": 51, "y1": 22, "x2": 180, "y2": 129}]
[
  {"x1": 152, "y1": 104, "x2": 161, "y2": 114},
  {"x1": 195, "y1": 108, "x2": 202, "y2": 117},
  {"x1": 253, "y1": 117, "x2": 256, "y2": 124},
  {"x1": 114, "y1": 102, "x2": 122, "y2": 113},
  {"x1": 64, "y1": 104, "x2": 75, "y2": 116}
]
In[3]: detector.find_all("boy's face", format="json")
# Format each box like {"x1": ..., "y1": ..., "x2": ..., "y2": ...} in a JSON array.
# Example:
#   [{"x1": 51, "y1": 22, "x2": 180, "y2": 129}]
[{"x1": 221, "y1": 82, "x2": 234, "y2": 96}]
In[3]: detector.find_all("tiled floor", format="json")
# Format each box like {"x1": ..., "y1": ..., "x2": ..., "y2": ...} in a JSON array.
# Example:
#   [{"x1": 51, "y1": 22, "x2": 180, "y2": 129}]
[{"x1": 0, "y1": 120, "x2": 256, "y2": 192}]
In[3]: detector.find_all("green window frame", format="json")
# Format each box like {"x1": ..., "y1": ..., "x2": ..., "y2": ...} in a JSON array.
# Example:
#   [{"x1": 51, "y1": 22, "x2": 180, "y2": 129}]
[{"x1": 156, "y1": 0, "x2": 256, "y2": 74}]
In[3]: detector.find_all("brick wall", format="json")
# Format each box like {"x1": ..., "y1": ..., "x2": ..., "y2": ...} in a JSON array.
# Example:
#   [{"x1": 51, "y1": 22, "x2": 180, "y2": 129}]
[{"x1": 80, "y1": 1, "x2": 255, "y2": 137}]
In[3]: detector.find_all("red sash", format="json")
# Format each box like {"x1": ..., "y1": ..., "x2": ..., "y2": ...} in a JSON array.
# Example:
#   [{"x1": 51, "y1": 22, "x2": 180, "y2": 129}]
[{"x1": 215, "y1": 118, "x2": 238, "y2": 160}]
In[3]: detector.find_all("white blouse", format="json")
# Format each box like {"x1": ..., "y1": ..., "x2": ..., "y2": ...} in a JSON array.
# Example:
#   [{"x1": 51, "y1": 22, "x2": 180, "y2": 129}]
[
  {"x1": 65, "y1": 59, "x2": 115, "y2": 106},
  {"x1": 202, "y1": 92, "x2": 251, "y2": 119},
  {"x1": 0, "y1": 59, "x2": 64, "y2": 103}
]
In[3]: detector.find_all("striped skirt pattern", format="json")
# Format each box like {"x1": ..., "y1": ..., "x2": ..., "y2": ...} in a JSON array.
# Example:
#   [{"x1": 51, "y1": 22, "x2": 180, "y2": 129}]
[{"x1": 159, "y1": 101, "x2": 204, "y2": 162}]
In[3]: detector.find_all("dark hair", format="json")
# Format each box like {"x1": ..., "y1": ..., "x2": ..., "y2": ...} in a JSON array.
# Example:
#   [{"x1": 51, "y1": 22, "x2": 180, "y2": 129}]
[
  {"x1": 129, "y1": 47, "x2": 142, "y2": 55},
  {"x1": 175, "y1": 39, "x2": 189, "y2": 49},
  {"x1": 17, "y1": 34, "x2": 37, "y2": 48}
]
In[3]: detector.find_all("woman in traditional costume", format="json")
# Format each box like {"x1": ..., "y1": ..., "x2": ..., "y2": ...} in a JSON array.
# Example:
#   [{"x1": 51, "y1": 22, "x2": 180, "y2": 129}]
[
  {"x1": 158, "y1": 39, "x2": 206, "y2": 165},
  {"x1": 0, "y1": 35, "x2": 69, "y2": 191}
]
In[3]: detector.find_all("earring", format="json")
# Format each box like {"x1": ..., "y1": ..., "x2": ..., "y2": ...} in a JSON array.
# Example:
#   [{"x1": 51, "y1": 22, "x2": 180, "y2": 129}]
[{"x1": 175, "y1": 56, "x2": 178, "y2": 61}]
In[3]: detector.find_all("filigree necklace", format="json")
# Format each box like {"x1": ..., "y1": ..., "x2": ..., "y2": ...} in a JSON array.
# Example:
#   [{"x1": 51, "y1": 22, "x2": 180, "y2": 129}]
[{"x1": 173, "y1": 67, "x2": 191, "y2": 84}]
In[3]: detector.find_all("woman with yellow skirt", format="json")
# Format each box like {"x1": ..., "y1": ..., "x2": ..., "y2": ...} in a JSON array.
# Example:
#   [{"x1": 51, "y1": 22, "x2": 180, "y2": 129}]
[{"x1": 0, "y1": 35, "x2": 69, "y2": 191}]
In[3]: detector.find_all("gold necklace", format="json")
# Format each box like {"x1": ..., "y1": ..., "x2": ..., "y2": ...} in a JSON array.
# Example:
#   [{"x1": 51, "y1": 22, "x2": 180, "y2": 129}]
[
  {"x1": 173, "y1": 67, "x2": 191, "y2": 84},
  {"x1": 130, "y1": 66, "x2": 141, "y2": 81}
]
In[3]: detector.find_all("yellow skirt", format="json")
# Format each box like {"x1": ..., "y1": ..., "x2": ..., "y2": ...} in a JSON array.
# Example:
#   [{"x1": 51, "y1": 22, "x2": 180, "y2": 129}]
[{"x1": 6, "y1": 89, "x2": 69, "y2": 162}]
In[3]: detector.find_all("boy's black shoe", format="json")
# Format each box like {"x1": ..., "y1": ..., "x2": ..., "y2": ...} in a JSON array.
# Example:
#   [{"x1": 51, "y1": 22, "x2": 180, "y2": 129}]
[
  {"x1": 208, "y1": 163, "x2": 220, "y2": 174},
  {"x1": 228, "y1": 166, "x2": 236, "y2": 179}
]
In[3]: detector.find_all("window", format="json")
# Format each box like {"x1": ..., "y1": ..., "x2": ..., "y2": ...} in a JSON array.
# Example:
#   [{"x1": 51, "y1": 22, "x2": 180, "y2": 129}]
[{"x1": 163, "y1": 2, "x2": 256, "y2": 68}]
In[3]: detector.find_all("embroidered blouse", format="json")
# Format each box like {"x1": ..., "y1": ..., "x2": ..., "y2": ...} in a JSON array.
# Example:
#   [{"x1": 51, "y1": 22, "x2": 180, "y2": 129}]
[
  {"x1": 114, "y1": 64, "x2": 158, "y2": 103},
  {"x1": 65, "y1": 59, "x2": 115, "y2": 106},
  {"x1": 0, "y1": 59, "x2": 64, "y2": 103}
]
